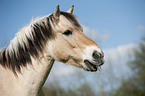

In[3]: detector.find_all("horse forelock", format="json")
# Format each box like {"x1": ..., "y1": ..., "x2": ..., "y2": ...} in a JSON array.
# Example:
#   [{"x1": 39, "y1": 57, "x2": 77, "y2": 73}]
[
  {"x1": 0, "y1": 14, "x2": 55, "y2": 74},
  {"x1": 60, "y1": 12, "x2": 82, "y2": 31}
]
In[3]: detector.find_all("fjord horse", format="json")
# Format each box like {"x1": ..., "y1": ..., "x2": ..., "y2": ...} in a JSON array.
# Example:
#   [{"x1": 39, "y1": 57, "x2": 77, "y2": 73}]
[{"x1": 0, "y1": 5, "x2": 104, "y2": 96}]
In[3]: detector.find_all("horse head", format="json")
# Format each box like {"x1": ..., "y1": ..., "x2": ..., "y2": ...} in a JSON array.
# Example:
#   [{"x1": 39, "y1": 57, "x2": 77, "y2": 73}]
[{"x1": 46, "y1": 5, "x2": 104, "y2": 72}]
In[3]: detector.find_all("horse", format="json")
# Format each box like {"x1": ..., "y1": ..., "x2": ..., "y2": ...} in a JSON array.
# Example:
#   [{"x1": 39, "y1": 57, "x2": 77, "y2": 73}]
[{"x1": 0, "y1": 5, "x2": 104, "y2": 96}]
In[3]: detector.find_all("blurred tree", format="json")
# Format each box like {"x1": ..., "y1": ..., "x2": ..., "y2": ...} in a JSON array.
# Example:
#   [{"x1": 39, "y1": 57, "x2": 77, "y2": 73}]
[
  {"x1": 112, "y1": 37, "x2": 145, "y2": 96},
  {"x1": 43, "y1": 82, "x2": 97, "y2": 96}
]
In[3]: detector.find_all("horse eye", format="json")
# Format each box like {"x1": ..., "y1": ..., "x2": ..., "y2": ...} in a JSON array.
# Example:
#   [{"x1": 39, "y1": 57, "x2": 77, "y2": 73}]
[{"x1": 63, "y1": 29, "x2": 72, "y2": 36}]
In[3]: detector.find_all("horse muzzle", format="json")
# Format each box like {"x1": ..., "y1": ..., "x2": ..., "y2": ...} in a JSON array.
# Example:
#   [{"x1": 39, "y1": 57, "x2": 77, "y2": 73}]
[{"x1": 84, "y1": 51, "x2": 104, "y2": 72}]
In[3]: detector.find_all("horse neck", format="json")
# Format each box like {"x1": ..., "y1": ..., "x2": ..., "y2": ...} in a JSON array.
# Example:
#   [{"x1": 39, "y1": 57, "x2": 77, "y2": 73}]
[
  {"x1": 17, "y1": 55, "x2": 55, "y2": 96},
  {"x1": 0, "y1": 52, "x2": 55, "y2": 96}
]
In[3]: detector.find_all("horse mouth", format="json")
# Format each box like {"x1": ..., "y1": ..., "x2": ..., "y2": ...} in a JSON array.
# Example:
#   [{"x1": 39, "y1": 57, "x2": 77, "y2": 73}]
[{"x1": 84, "y1": 60, "x2": 103, "y2": 72}]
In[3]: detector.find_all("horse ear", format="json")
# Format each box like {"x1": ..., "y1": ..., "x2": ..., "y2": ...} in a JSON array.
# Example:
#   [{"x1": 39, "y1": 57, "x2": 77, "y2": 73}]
[
  {"x1": 53, "y1": 5, "x2": 60, "y2": 21},
  {"x1": 67, "y1": 5, "x2": 74, "y2": 14}
]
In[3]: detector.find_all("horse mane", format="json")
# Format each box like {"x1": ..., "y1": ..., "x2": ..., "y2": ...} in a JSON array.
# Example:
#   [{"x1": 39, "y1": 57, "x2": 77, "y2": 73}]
[{"x1": 0, "y1": 12, "x2": 82, "y2": 74}]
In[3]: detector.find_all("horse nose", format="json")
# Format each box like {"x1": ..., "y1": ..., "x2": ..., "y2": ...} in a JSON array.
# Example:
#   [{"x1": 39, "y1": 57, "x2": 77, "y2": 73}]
[
  {"x1": 92, "y1": 51, "x2": 104, "y2": 65},
  {"x1": 92, "y1": 51, "x2": 103, "y2": 58}
]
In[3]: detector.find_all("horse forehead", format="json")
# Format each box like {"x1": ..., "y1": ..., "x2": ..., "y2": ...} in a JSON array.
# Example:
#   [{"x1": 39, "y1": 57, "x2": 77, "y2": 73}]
[{"x1": 58, "y1": 15, "x2": 74, "y2": 28}]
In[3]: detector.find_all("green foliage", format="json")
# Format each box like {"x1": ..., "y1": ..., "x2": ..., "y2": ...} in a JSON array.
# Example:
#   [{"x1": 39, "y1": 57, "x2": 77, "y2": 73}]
[
  {"x1": 43, "y1": 83, "x2": 96, "y2": 96},
  {"x1": 112, "y1": 37, "x2": 145, "y2": 96}
]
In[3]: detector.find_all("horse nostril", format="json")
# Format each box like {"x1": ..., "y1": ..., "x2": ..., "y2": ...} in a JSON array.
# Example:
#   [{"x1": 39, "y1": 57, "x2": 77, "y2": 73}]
[
  {"x1": 92, "y1": 51, "x2": 101, "y2": 59},
  {"x1": 92, "y1": 51, "x2": 103, "y2": 59}
]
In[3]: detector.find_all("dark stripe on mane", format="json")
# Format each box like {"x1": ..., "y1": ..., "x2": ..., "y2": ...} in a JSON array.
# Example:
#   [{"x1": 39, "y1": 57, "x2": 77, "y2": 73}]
[
  {"x1": 0, "y1": 14, "x2": 54, "y2": 74},
  {"x1": 0, "y1": 12, "x2": 81, "y2": 74}
]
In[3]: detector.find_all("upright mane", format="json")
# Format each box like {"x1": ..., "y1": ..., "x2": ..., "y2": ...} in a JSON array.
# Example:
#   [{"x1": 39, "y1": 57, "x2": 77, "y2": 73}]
[{"x1": 0, "y1": 12, "x2": 81, "y2": 74}]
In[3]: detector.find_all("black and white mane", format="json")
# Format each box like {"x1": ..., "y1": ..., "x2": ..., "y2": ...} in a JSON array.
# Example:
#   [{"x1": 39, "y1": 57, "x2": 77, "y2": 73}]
[{"x1": 0, "y1": 12, "x2": 81, "y2": 74}]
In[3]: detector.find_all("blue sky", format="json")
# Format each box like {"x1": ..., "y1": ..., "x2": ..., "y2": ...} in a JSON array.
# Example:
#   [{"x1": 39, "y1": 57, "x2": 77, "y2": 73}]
[{"x1": 0, "y1": 0, "x2": 145, "y2": 49}]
